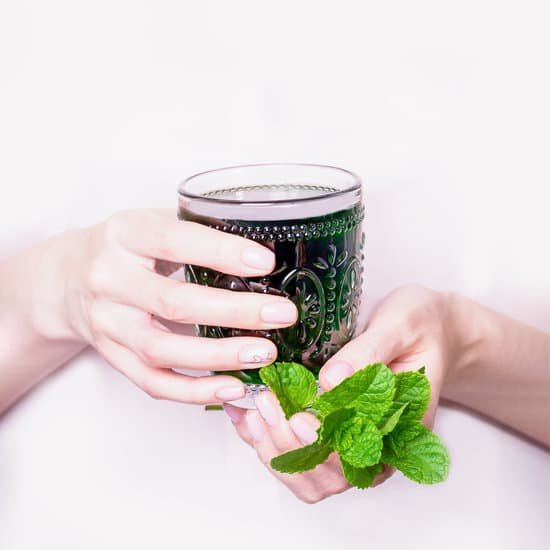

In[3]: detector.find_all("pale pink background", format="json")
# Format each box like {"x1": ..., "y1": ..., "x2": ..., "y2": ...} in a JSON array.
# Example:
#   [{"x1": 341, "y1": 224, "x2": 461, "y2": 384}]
[{"x1": 1, "y1": 1, "x2": 549, "y2": 549}]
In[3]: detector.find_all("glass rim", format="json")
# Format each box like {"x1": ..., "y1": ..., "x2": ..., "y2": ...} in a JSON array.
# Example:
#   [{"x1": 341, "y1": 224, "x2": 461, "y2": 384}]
[{"x1": 177, "y1": 163, "x2": 362, "y2": 206}]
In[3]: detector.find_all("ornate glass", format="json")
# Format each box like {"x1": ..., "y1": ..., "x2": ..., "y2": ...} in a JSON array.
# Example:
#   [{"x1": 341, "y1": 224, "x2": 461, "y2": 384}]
[{"x1": 178, "y1": 163, "x2": 364, "y2": 390}]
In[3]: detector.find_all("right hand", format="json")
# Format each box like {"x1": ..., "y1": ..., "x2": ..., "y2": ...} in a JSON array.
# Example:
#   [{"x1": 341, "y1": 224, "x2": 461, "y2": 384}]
[{"x1": 64, "y1": 209, "x2": 297, "y2": 404}]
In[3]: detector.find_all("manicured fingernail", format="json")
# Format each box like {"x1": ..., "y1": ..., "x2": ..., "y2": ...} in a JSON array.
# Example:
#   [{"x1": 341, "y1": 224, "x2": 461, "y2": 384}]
[
  {"x1": 223, "y1": 403, "x2": 246, "y2": 424},
  {"x1": 324, "y1": 361, "x2": 354, "y2": 388},
  {"x1": 241, "y1": 246, "x2": 275, "y2": 271},
  {"x1": 261, "y1": 301, "x2": 298, "y2": 324},
  {"x1": 238, "y1": 344, "x2": 276, "y2": 365},
  {"x1": 256, "y1": 392, "x2": 283, "y2": 427},
  {"x1": 247, "y1": 411, "x2": 266, "y2": 443},
  {"x1": 290, "y1": 416, "x2": 319, "y2": 445},
  {"x1": 215, "y1": 385, "x2": 245, "y2": 402}
]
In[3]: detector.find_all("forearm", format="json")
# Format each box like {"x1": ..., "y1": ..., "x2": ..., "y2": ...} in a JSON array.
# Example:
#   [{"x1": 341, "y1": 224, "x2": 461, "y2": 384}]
[
  {"x1": 0, "y1": 231, "x2": 88, "y2": 413},
  {"x1": 442, "y1": 293, "x2": 550, "y2": 446}
]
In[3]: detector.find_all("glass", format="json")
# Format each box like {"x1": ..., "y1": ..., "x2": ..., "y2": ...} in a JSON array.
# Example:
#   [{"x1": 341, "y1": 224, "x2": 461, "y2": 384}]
[{"x1": 178, "y1": 163, "x2": 364, "y2": 399}]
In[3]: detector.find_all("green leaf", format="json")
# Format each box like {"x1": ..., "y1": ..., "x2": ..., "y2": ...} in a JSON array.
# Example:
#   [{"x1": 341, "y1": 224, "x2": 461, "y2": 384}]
[
  {"x1": 382, "y1": 422, "x2": 450, "y2": 484},
  {"x1": 259, "y1": 362, "x2": 317, "y2": 419},
  {"x1": 332, "y1": 415, "x2": 383, "y2": 468},
  {"x1": 270, "y1": 408, "x2": 355, "y2": 474},
  {"x1": 313, "y1": 363, "x2": 395, "y2": 423},
  {"x1": 319, "y1": 407, "x2": 357, "y2": 442},
  {"x1": 340, "y1": 460, "x2": 383, "y2": 489},
  {"x1": 383, "y1": 420, "x2": 424, "y2": 457},
  {"x1": 382, "y1": 370, "x2": 430, "y2": 423},
  {"x1": 378, "y1": 402, "x2": 409, "y2": 436},
  {"x1": 271, "y1": 441, "x2": 332, "y2": 474}
]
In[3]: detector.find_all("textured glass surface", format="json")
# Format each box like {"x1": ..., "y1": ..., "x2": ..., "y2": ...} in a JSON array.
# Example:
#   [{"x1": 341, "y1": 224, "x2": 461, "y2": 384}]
[{"x1": 179, "y1": 189, "x2": 364, "y2": 385}]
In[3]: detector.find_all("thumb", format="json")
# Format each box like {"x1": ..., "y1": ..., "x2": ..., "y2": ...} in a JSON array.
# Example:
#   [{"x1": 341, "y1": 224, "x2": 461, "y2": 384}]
[{"x1": 319, "y1": 327, "x2": 403, "y2": 390}]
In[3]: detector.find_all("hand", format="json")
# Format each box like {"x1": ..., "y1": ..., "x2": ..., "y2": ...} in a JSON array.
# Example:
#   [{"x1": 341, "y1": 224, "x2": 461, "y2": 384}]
[
  {"x1": 224, "y1": 395, "x2": 394, "y2": 504},
  {"x1": 64, "y1": 209, "x2": 298, "y2": 404},
  {"x1": 228, "y1": 285, "x2": 457, "y2": 502}
]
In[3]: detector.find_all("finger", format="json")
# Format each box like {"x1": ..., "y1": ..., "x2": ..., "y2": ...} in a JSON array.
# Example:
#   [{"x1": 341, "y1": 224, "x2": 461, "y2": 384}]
[
  {"x1": 289, "y1": 412, "x2": 321, "y2": 445},
  {"x1": 255, "y1": 392, "x2": 303, "y2": 452},
  {"x1": 91, "y1": 300, "x2": 278, "y2": 370},
  {"x1": 261, "y1": 407, "x2": 347, "y2": 496},
  {"x1": 225, "y1": 404, "x2": 255, "y2": 447},
  {"x1": 112, "y1": 210, "x2": 276, "y2": 276},
  {"x1": 105, "y1": 267, "x2": 297, "y2": 329},
  {"x1": 97, "y1": 337, "x2": 247, "y2": 404},
  {"x1": 246, "y1": 410, "x2": 321, "y2": 497},
  {"x1": 319, "y1": 327, "x2": 405, "y2": 390},
  {"x1": 248, "y1": 409, "x2": 348, "y2": 503},
  {"x1": 288, "y1": 412, "x2": 350, "y2": 491},
  {"x1": 224, "y1": 403, "x2": 247, "y2": 425}
]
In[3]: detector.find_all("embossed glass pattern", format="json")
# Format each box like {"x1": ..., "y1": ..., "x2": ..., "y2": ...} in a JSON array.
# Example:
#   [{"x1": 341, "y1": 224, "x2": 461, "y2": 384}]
[{"x1": 178, "y1": 164, "x2": 364, "y2": 387}]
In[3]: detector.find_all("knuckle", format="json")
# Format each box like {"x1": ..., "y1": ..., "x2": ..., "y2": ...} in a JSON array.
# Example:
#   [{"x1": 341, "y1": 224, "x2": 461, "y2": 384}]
[
  {"x1": 155, "y1": 235, "x2": 175, "y2": 260},
  {"x1": 103, "y1": 213, "x2": 126, "y2": 243},
  {"x1": 211, "y1": 235, "x2": 228, "y2": 271},
  {"x1": 140, "y1": 375, "x2": 163, "y2": 400},
  {"x1": 87, "y1": 258, "x2": 111, "y2": 295},
  {"x1": 137, "y1": 335, "x2": 164, "y2": 367},
  {"x1": 154, "y1": 287, "x2": 179, "y2": 320},
  {"x1": 88, "y1": 301, "x2": 106, "y2": 335},
  {"x1": 298, "y1": 490, "x2": 323, "y2": 505},
  {"x1": 202, "y1": 341, "x2": 231, "y2": 367}
]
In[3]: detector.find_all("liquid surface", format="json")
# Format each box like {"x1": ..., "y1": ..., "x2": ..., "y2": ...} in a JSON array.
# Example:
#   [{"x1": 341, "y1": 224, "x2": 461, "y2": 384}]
[{"x1": 201, "y1": 183, "x2": 338, "y2": 202}]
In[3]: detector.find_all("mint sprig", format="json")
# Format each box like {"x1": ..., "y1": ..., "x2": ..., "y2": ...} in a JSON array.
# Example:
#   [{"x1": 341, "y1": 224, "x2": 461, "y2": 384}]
[
  {"x1": 259, "y1": 362, "x2": 450, "y2": 489},
  {"x1": 259, "y1": 362, "x2": 317, "y2": 419}
]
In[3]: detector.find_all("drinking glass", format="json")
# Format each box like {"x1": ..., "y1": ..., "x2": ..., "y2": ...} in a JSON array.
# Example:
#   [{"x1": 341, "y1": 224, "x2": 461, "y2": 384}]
[{"x1": 178, "y1": 163, "x2": 364, "y2": 398}]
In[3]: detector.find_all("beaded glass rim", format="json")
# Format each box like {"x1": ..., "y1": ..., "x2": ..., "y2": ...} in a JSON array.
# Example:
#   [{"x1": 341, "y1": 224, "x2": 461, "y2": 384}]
[
  {"x1": 178, "y1": 163, "x2": 362, "y2": 205},
  {"x1": 207, "y1": 205, "x2": 365, "y2": 242}
]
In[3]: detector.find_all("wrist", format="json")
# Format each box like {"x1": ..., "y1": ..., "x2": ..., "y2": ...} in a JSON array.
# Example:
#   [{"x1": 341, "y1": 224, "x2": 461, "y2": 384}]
[
  {"x1": 30, "y1": 229, "x2": 89, "y2": 345},
  {"x1": 441, "y1": 291, "x2": 495, "y2": 383}
]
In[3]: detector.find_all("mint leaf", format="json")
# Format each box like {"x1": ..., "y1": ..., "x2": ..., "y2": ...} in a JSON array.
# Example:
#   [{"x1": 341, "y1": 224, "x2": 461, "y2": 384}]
[
  {"x1": 378, "y1": 402, "x2": 409, "y2": 436},
  {"x1": 270, "y1": 408, "x2": 355, "y2": 474},
  {"x1": 259, "y1": 362, "x2": 317, "y2": 419},
  {"x1": 382, "y1": 423, "x2": 450, "y2": 484},
  {"x1": 333, "y1": 414, "x2": 382, "y2": 468},
  {"x1": 271, "y1": 441, "x2": 331, "y2": 474},
  {"x1": 382, "y1": 370, "x2": 430, "y2": 423},
  {"x1": 340, "y1": 460, "x2": 383, "y2": 489},
  {"x1": 319, "y1": 407, "x2": 357, "y2": 442},
  {"x1": 313, "y1": 363, "x2": 395, "y2": 423},
  {"x1": 383, "y1": 420, "x2": 424, "y2": 457}
]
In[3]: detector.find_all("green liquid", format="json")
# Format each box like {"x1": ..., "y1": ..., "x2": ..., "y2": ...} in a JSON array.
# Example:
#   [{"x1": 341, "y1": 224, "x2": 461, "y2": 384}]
[{"x1": 179, "y1": 190, "x2": 364, "y2": 385}]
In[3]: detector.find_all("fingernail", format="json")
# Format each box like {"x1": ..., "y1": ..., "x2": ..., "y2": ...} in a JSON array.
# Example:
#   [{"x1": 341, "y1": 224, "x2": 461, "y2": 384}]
[
  {"x1": 247, "y1": 411, "x2": 266, "y2": 443},
  {"x1": 261, "y1": 301, "x2": 298, "y2": 324},
  {"x1": 256, "y1": 392, "x2": 283, "y2": 427},
  {"x1": 241, "y1": 246, "x2": 275, "y2": 271},
  {"x1": 324, "y1": 361, "x2": 354, "y2": 388},
  {"x1": 223, "y1": 403, "x2": 246, "y2": 424},
  {"x1": 290, "y1": 416, "x2": 319, "y2": 445},
  {"x1": 215, "y1": 385, "x2": 245, "y2": 402},
  {"x1": 238, "y1": 344, "x2": 276, "y2": 365}
]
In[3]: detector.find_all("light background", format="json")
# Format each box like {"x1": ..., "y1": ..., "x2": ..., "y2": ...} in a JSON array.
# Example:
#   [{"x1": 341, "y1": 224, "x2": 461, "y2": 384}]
[{"x1": 0, "y1": 1, "x2": 549, "y2": 549}]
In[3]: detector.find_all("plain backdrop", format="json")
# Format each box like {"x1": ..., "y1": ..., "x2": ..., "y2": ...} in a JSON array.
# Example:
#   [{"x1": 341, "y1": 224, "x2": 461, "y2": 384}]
[{"x1": 1, "y1": 1, "x2": 549, "y2": 549}]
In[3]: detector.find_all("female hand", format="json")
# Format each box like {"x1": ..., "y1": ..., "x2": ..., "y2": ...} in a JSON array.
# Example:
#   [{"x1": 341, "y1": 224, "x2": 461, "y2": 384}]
[
  {"x1": 64, "y1": 209, "x2": 298, "y2": 404},
  {"x1": 224, "y1": 396, "x2": 394, "y2": 504},
  {"x1": 227, "y1": 285, "x2": 454, "y2": 502}
]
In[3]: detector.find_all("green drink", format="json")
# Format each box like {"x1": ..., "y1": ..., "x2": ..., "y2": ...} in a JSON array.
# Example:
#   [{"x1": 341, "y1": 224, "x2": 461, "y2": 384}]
[{"x1": 178, "y1": 164, "x2": 364, "y2": 388}]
